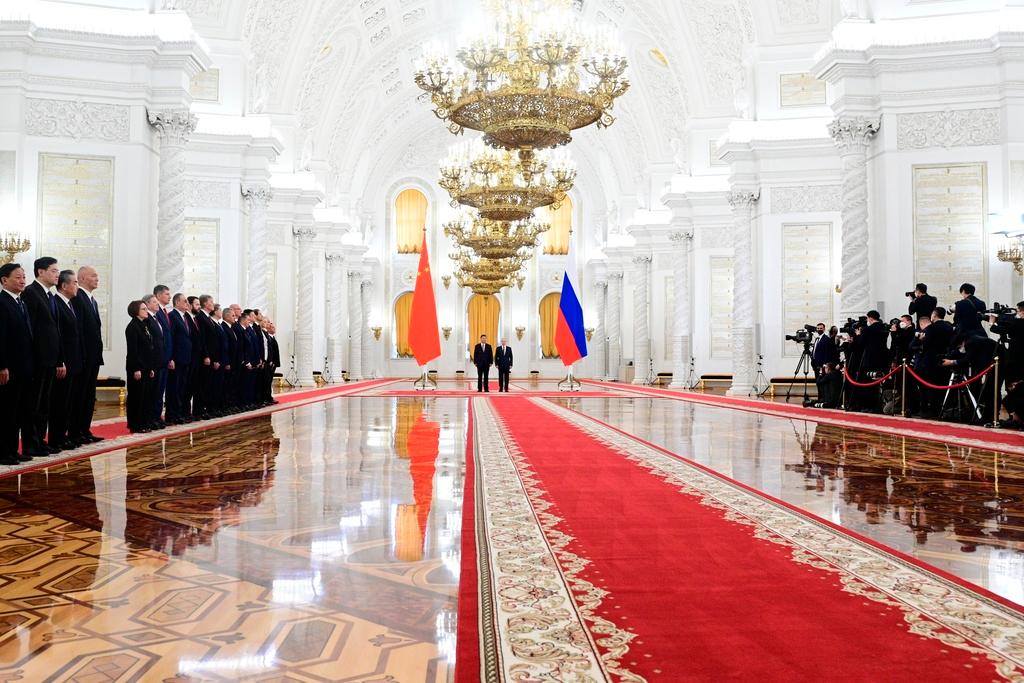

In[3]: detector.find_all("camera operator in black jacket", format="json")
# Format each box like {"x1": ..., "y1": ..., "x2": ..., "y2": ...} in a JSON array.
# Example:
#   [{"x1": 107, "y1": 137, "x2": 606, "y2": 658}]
[
  {"x1": 913, "y1": 309, "x2": 956, "y2": 418},
  {"x1": 908, "y1": 283, "x2": 937, "y2": 321},
  {"x1": 889, "y1": 314, "x2": 915, "y2": 364},
  {"x1": 989, "y1": 301, "x2": 1024, "y2": 384},
  {"x1": 953, "y1": 283, "x2": 986, "y2": 338},
  {"x1": 942, "y1": 333, "x2": 999, "y2": 422}
]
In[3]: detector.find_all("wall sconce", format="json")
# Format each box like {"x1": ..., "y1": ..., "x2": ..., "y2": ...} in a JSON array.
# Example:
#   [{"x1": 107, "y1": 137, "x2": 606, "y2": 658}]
[
  {"x1": 442, "y1": 274, "x2": 451, "y2": 290},
  {"x1": 370, "y1": 325, "x2": 382, "y2": 341},
  {"x1": 442, "y1": 326, "x2": 452, "y2": 340},
  {"x1": 515, "y1": 326, "x2": 525, "y2": 341},
  {"x1": 585, "y1": 327, "x2": 595, "y2": 342}
]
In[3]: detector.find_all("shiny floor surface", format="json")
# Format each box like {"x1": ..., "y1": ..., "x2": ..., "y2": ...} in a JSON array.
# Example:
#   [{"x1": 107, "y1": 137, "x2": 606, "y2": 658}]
[
  {"x1": 1, "y1": 391, "x2": 1021, "y2": 681},
  {"x1": 0, "y1": 397, "x2": 465, "y2": 682}
]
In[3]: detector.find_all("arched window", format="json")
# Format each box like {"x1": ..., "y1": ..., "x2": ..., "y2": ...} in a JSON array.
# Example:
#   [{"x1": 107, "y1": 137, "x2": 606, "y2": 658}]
[
  {"x1": 395, "y1": 188, "x2": 427, "y2": 254},
  {"x1": 539, "y1": 292, "x2": 560, "y2": 358},
  {"x1": 467, "y1": 294, "x2": 500, "y2": 355},
  {"x1": 394, "y1": 291, "x2": 414, "y2": 358},
  {"x1": 538, "y1": 196, "x2": 572, "y2": 255}
]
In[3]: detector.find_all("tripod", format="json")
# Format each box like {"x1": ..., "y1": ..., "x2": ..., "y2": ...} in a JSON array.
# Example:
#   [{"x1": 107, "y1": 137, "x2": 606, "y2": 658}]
[
  {"x1": 941, "y1": 372, "x2": 982, "y2": 423},
  {"x1": 750, "y1": 355, "x2": 770, "y2": 398},
  {"x1": 784, "y1": 341, "x2": 814, "y2": 404},
  {"x1": 642, "y1": 358, "x2": 656, "y2": 386},
  {"x1": 684, "y1": 356, "x2": 698, "y2": 390}
]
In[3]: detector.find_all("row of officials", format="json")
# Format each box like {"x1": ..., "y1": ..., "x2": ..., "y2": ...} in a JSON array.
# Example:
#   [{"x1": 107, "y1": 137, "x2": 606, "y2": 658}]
[{"x1": 0, "y1": 258, "x2": 281, "y2": 466}]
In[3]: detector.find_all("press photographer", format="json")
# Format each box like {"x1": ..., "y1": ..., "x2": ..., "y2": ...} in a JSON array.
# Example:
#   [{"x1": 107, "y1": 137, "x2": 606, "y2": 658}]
[
  {"x1": 889, "y1": 314, "x2": 915, "y2": 364},
  {"x1": 907, "y1": 283, "x2": 937, "y2": 320},
  {"x1": 988, "y1": 301, "x2": 1024, "y2": 384},
  {"x1": 911, "y1": 309, "x2": 955, "y2": 419},
  {"x1": 953, "y1": 282, "x2": 987, "y2": 337},
  {"x1": 941, "y1": 333, "x2": 999, "y2": 423}
]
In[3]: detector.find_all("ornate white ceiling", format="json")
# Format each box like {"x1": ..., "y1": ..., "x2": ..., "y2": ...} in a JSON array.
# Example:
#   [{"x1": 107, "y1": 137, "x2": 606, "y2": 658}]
[{"x1": 181, "y1": 0, "x2": 838, "y2": 204}]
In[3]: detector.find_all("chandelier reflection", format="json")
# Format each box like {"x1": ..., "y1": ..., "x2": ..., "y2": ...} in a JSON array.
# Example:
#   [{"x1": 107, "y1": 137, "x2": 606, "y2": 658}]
[
  {"x1": 443, "y1": 210, "x2": 548, "y2": 261},
  {"x1": 439, "y1": 138, "x2": 575, "y2": 222},
  {"x1": 414, "y1": 0, "x2": 629, "y2": 152}
]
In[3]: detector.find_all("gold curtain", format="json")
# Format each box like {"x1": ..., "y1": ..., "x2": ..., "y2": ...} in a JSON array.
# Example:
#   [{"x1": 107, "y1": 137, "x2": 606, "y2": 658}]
[
  {"x1": 394, "y1": 291, "x2": 414, "y2": 358},
  {"x1": 539, "y1": 196, "x2": 572, "y2": 255},
  {"x1": 396, "y1": 188, "x2": 427, "y2": 254},
  {"x1": 539, "y1": 292, "x2": 560, "y2": 358},
  {"x1": 467, "y1": 294, "x2": 500, "y2": 354}
]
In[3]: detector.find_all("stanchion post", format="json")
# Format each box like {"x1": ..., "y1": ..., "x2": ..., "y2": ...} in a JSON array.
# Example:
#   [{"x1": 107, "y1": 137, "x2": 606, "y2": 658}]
[
  {"x1": 993, "y1": 357, "x2": 1000, "y2": 428},
  {"x1": 901, "y1": 362, "x2": 907, "y2": 418}
]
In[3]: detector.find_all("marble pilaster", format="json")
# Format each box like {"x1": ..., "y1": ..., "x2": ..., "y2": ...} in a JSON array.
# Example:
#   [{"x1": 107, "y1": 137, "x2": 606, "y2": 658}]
[
  {"x1": 727, "y1": 190, "x2": 759, "y2": 396},
  {"x1": 148, "y1": 109, "x2": 197, "y2": 291},
  {"x1": 669, "y1": 229, "x2": 694, "y2": 388},
  {"x1": 293, "y1": 226, "x2": 317, "y2": 386},
  {"x1": 607, "y1": 272, "x2": 623, "y2": 381},
  {"x1": 632, "y1": 255, "x2": 652, "y2": 384},
  {"x1": 325, "y1": 253, "x2": 345, "y2": 382},
  {"x1": 242, "y1": 185, "x2": 272, "y2": 311},
  {"x1": 348, "y1": 270, "x2": 364, "y2": 381}
]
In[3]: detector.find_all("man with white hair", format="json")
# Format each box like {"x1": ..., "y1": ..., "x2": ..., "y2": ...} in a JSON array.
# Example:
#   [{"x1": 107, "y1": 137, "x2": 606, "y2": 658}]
[{"x1": 70, "y1": 266, "x2": 104, "y2": 443}]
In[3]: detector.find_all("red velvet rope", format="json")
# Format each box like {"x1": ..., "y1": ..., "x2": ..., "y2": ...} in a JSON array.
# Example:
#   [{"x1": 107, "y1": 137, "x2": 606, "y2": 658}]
[
  {"x1": 905, "y1": 364, "x2": 993, "y2": 390},
  {"x1": 841, "y1": 365, "x2": 902, "y2": 387}
]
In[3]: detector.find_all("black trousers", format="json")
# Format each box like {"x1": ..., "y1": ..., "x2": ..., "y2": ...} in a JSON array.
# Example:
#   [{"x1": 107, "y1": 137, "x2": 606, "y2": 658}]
[
  {"x1": 0, "y1": 375, "x2": 32, "y2": 457},
  {"x1": 193, "y1": 363, "x2": 213, "y2": 416},
  {"x1": 24, "y1": 366, "x2": 54, "y2": 451},
  {"x1": 261, "y1": 366, "x2": 275, "y2": 402},
  {"x1": 71, "y1": 363, "x2": 100, "y2": 438},
  {"x1": 126, "y1": 373, "x2": 154, "y2": 431},
  {"x1": 241, "y1": 368, "x2": 257, "y2": 406},
  {"x1": 476, "y1": 364, "x2": 490, "y2": 391},
  {"x1": 152, "y1": 367, "x2": 168, "y2": 423},
  {"x1": 48, "y1": 374, "x2": 77, "y2": 446},
  {"x1": 165, "y1": 367, "x2": 186, "y2": 421},
  {"x1": 497, "y1": 367, "x2": 510, "y2": 392}
]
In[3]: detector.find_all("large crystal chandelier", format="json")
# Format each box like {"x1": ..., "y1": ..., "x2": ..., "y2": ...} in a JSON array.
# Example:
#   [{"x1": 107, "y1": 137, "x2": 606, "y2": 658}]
[
  {"x1": 444, "y1": 211, "x2": 548, "y2": 261},
  {"x1": 414, "y1": 0, "x2": 629, "y2": 152},
  {"x1": 438, "y1": 138, "x2": 575, "y2": 222}
]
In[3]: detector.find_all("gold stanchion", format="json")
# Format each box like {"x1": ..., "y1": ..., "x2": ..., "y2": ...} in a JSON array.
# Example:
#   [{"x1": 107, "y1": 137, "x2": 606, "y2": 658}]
[
  {"x1": 900, "y1": 362, "x2": 907, "y2": 417},
  {"x1": 993, "y1": 357, "x2": 1000, "y2": 428}
]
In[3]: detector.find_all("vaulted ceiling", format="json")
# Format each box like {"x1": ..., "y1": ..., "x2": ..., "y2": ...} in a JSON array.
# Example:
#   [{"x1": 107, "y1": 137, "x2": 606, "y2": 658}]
[{"x1": 182, "y1": 0, "x2": 838, "y2": 207}]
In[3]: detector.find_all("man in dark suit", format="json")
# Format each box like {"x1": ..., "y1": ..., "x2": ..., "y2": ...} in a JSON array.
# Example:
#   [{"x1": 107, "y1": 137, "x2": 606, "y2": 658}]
[
  {"x1": 167, "y1": 293, "x2": 194, "y2": 424},
  {"x1": 21, "y1": 257, "x2": 63, "y2": 456},
  {"x1": 263, "y1": 320, "x2": 281, "y2": 405},
  {"x1": 185, "y1": 296, "x2": 208, "y2": 418},
  {"x1": 143, "y1": 294, "x2": 168, "y2": 429},
  {"x1": 236, "y1": 310, "x2": 260, "y2": 408},
  {"x1": 220, "y1": 307, "x2": 240, "y2": 412},
  {"x1": 70, "y1": 266, "x2": 104, "y2": 444},
  {"x1": 855, "y1": 310, "x2": 890, "y2": 412},
  {"x1": 889, "y1": 314, "x2": 916, "y2": 364},
  {"x1": 196, "y1": 295, "x2": 222, "y2": 417},
  {"x1": 953, "y1": 282, "x2": 986, "y2": 338},
  {"x1": 811, "y1": 324, "x2": 839, "y2": 378},
  {"x1": 0, "y1": 264, "x2": 35, "y2": 464},
  {"x1": 908, "y1": 283, "x2": 937, "y2": 321},
  {"x1": 48, "y1": 270, "x2": 83, "y2": 450},
  {"x1": 473, "y1": 334, "x2": 493, "y2": 392},
  {"x1": 915, "y1": 308, "x2": 956, "y2": 417},
  {"x1": 495, "y1": 338, "x2": 513, "y2": 392},
  {"x1": 149, "y1": 285, "x2": 174, "y2": 425}
]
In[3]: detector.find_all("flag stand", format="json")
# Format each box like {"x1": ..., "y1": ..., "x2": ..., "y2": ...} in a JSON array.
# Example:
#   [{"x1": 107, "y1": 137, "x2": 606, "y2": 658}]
[
  {"x1": 558, "y1": 366, "x2": 581, "y2": 392},
  {"x1": 413, "y1": 369, "x2": 437, "y2": 391}
]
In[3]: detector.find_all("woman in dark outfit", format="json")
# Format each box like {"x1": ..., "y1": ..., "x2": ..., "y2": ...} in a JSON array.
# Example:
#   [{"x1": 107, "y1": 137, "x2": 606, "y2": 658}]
[{"x1": 125, "y1": 300, "x2": 155, "y2": 433}]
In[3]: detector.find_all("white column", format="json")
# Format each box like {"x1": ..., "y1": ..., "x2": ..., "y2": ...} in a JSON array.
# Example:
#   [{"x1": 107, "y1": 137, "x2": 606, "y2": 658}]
[
  {"x1": 293, "y1": 226, "x2": 317, "y2": 385},
  {"x1": 242, "y1": 184, "x2": 272, "y2": 310},
  {"x1": 592, "y1": 280, "x2": 608, "y2": 380},
  {"x1": 829, "y1": 116, "x2": 880, "y2": 321},
  {"x1": 348, "y1": 270, "x2": 363, "y2": 380},
  {"x1": 632, "y1": 255, "x2": 652, "y2": 384},
  {"x1": 147, "y1": 109, "x2": 197, "y2": 291},
  {"x1": 607, "y1": 272, "x2": 623, "y2": 381},
  {"x1": 727, "y1": 190, "x2": 759, "y2": 396},
  {"x1": 360, "y1": 279, "x2": 375, "y2": 378},
  {"x1": 325, "y1": 252, "x2": 345, "y2": 382},
  {"x1": 669, "y1": 229, "x2": 694, "y2": 388}
]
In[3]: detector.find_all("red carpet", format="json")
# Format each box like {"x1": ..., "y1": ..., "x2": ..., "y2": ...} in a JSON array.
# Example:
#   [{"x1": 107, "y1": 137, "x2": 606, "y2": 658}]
[{"x1": 458, "y1": 396, "x2": 1024, "y2": 681}]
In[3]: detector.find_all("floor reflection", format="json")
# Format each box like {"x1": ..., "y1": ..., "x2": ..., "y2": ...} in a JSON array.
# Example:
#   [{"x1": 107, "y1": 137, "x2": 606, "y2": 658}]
[
  {"x1": 0, "y1": 396, "x2": 466, "y2": 682},
  {"x1": 551, "y1": 397, "x2": 1024, "y2": 605}
]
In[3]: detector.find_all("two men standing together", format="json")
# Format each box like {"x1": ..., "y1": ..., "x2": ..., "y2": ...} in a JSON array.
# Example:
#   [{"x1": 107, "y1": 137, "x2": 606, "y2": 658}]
[{"x1": 472, "y1": 334, "x2": 513, "y2": 393}]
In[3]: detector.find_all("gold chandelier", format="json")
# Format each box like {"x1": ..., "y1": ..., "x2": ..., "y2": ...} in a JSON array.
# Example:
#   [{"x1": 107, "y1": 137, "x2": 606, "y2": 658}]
[
  {"x1": 455, "y1": 268, "x2": 525, "y2": 295},
  {"x1": 414, "y1": 0, "x2": 629, "y2": 152},
  {"x1": 443, "y1": 211, "x2": 548, "y2": 261},
  {"x1": 452, "y1": 247, "x2": 526, "y2": 281},
  {"x1": 439, "y1": 138, "x2": 575, "y2": 222}
]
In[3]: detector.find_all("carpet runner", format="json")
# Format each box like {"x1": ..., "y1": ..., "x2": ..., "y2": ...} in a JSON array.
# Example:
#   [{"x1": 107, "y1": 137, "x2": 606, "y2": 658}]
[{"x1": 458, "y1": 396, "x2": 1024, "y2": 681}]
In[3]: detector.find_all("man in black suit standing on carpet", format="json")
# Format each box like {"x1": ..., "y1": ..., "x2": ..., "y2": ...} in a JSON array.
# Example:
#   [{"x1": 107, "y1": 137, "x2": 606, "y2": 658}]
[
  {"x1": 49, "y1": 270, "x2": 83, "y2": 450},
  {"x1": 263, "y1": 320, "x2": 280, "y2": 405},
  {"x1": 21, "y1": 257, "x2": 63, "y2": 457},
  {"x1": 167, "y1": 293, "x2": 193, "y2": 423},
  {"x1": 196, "y1": 295, "x2": 222, "y2": 417},
  {"x1": 473, "y1": 334, "x2": 493, "y2": 393},
  {"x1": 495, "y1": 338, "x2": 513, "y2": 392},
  {"x1": 70, "y1": 266, "x2": 104, "y2": 444},
  {"x1": 0, "y1": 263, "x2": 35, "y2": 464}
]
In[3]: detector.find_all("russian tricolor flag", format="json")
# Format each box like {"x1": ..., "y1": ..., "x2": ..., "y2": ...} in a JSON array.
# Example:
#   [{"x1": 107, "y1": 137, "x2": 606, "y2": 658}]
[{"x1": 554, "y1": 235, "x2": 588, "y2": 367}]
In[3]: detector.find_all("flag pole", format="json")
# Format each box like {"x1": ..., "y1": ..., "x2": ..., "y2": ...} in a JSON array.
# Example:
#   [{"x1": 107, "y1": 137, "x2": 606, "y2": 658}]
[
  {"x1": 413, "y1": 367, "x2": 436, "y2": 391},
  {"x1": 558, "y1": 364, "x2": 581, "y2": 392}
]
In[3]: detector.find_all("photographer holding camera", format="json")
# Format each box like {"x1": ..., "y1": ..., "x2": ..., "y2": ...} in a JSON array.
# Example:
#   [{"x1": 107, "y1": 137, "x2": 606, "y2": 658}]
[
  {"x1": 912, "y1": 309, "x2": 955, "y2": 418},
  {"x1": 889, "y1": 314, "x2": 915, "y2": 364},
  {"x1": 852, "y1": 310, "x2": 889, "y2": 412},
  {"x1": 988, "y1": 301, "x2": 1024, "y2": 384},
  {"x1": 942, "y1": 332, "x2": 999, "y2": 422},
  {"x1": 953, "y1": 283, "x2": 987, "y2": 338},
  {"x1": 907, "y1": 283, "x2": 937, "y2": 320}
]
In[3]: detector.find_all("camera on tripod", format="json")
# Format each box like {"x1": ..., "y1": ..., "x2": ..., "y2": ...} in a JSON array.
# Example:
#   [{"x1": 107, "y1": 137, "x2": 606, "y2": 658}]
[
  {"x1": 986, "y1": 302, "x2": 1016, "y2": 325},
  {"x1": 785, "y1": 324, "x2": 816, "y2": 345},
  {"x1": 839, "y1": 316, "x2": 866, "y2": 335}
]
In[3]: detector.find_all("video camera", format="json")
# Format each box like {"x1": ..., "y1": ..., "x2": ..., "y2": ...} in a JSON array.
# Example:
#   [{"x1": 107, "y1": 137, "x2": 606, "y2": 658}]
[
  {"x1": 839, "y1": 316, "x2": 866, "y2": 335},
  {"x1": 905, "y1": 291, "x2": 916, "y2": 298},
  {"x1": 785, "y1": 324, "x2": 817, "y2": 344},
  {"x1": 987, "y1": 302, "x2": 1017, "y2": 329}
]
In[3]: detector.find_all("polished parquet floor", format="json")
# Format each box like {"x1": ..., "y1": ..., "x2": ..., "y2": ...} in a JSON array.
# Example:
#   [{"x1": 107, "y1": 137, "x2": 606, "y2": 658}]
[{"x1": 0, "y1": 381, "x2": 1020, "y2": 680}]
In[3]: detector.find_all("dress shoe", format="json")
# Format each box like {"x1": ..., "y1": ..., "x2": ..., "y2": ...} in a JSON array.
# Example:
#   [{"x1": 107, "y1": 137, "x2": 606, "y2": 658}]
[
  {"x1": 16, "y1": 453, "x2": 31, "y2": 463},
  {"x1": 0, "y1": 454, "x2": 20, "y2": 466},
  {"x1": 86, "y1": 434, "x2": 104, "y2": 443}
]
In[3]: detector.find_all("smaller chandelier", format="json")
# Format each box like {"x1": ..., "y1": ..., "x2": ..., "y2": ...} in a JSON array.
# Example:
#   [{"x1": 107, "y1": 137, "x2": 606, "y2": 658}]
[
  {"x1": 444, "y1": 210, "x2": 549, "y2": 261},
  {"x1": 455, "y1": 269, "x2": 525, "y2": 295},
  {"x1": 452, "y1": 248, "x2": 527, "y2": 283},
  {"x1": 439, "y1": 137, "x2": 575, "y2": 222}
]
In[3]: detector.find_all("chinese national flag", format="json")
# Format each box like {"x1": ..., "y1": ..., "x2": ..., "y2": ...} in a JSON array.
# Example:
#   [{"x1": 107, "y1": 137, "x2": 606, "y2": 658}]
[{"x1": 408, "y1": 234, "x2": 441, "y2": 366}]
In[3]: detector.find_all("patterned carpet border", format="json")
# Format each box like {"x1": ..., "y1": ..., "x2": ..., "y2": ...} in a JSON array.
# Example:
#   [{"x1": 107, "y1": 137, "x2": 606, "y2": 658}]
[
  {"x1": 532, "y1": 397, "x2": 1024, "y2": 677},
  {"x1": 0, "y1": 378, "x2": 403, "y2": 479}
]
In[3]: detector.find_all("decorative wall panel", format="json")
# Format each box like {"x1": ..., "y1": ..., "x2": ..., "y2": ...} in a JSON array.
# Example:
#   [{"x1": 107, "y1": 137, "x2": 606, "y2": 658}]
[
  {"x1": 897, "y1": 109, "x2": 1001, "y2": 150},
  {"x1": 25, "y1": 99, "x2": 130, "y2": 142},
  {"x1": 913, "y1": 163, "x2": 987, "y2": 307},
  {"x1": 709, "y1": 256, "x2": 733, "y2": 360},
  {"x1": 770, "y1": 185, "x2": 841, "y2": 214},
  {"x1": 184, "y1": 179, "x2": 232, "y2": 209},
  {"x1": 189, "y1": 68, "x2": 220, "y2": 102},
  {"x1": 779, "y1": 73, "x2": 826, "y2": 108},
  {"x1": 183, "y1": 218, "x2": 219, "y2": 300},
  {"x1": 37, "y1": 154, "x2": 114, "y2": 349},
  {"x1": 781, "y1": 223, "x2": 833, "y2": 357}
]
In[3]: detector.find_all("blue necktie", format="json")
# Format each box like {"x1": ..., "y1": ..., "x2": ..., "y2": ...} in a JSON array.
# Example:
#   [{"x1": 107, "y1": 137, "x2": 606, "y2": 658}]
[{"x1": 47, "y1": 291, "x2": 57, "y2": 318}]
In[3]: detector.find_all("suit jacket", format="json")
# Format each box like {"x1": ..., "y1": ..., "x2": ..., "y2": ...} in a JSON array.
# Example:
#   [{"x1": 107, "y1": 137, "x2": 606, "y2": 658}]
[
  {"x1": 71, "y1": 291, "x2": 104, "y2": 368},
  {"x1": 213, "y1": 320, "x2": 229, "y2": 365},
  {"x1": 196, "y1": 311, "x2": 220, "y2": 363},
  {"x1": 811, "y1": 335, "x2": 838, "y2": 368},
  {"x1": 0, "y1": 292, "x2": 34, "y2": 378},
  {"x1": 948, "y1": 336, "x2": 999, "y2": 376},
  {"x1": 146, "y1": 316, "x2": 166, "y2": 370},
  {"x1": 222, "y1": 321, "x2": 239, "y2": 368},
  {"x1": 267, "y1": 335, "x2": 281, "y2": 367},
  {"x1": 954, "y1": 296, "x2": 986, "y2": 337},
  {"x1": 152, "y1": 307, "x2": 173, "y2": 364},
  {"x1": 890, "y1": 326, "x2": 915, "y2": 362},
  {"x1": 22, "y1": 280, "x2": 61, "y2": 368},
  {"x1": 125, "y1": 318, "x2": 154, "y2": 373},
  {"x1": 908, "y1": 294, "x2": 937, "y2": 320},
  {"x1": 919, "y1": 320, "x2": 955, "y2": 369},
  {"x1": 169, "y1": 309, "x2": 193, "y2": 367},
  {"x1": 54, "y1": 296, "x2": 83, "y2": 375},
  {"x1": 495, "y1": 345, "x2": 513, "y2": 370},
  {"x1": 473, "y1": 343, "x2": 493, "y2": 368},
  {"x1": 248, "y1": 326, "x2": 265, "y2": 363},
  {"x1": 236, "y1": 323, "x2": 260, "y2": 366},
  {"x1": 859, "y1": 321, "x2": 890, "y2": 371},
  {"x1": 187, "y1": 313, "x2": 207, "y2": 359}
]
